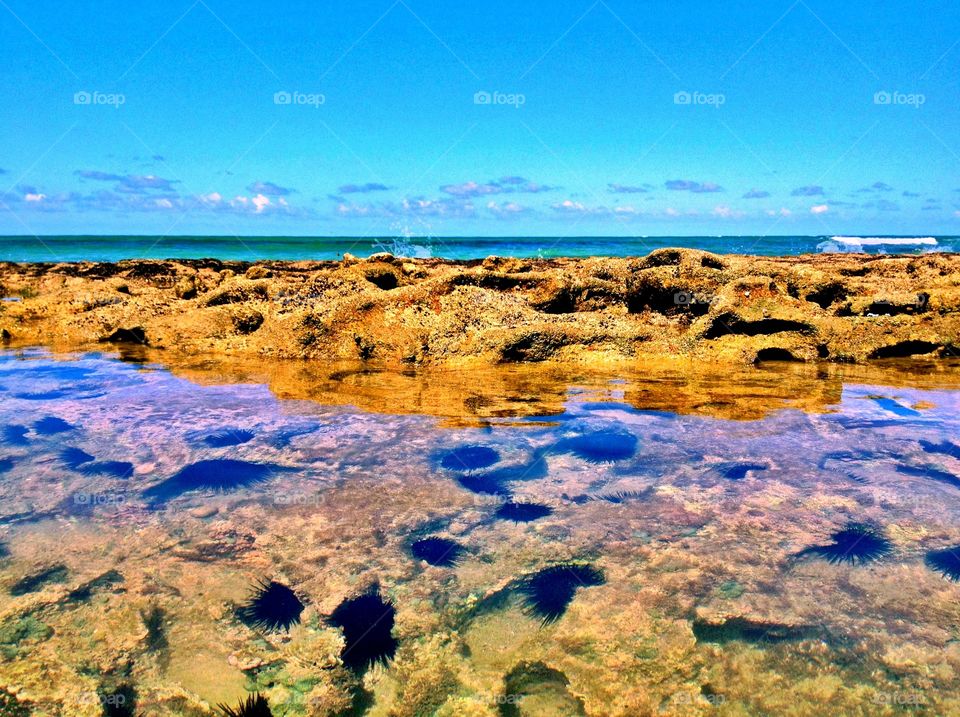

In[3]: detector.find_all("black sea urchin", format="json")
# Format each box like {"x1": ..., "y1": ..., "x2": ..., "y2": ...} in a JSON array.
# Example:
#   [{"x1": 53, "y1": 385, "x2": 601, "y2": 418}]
[
  {"x1": 495, "y1": 501, "x2": 553, "y2": 522},
  {"x1": 410, "y1": 537, "x2": 464, "y2": 567},
  {"x1": 560, "y1": 429, "x2": 638, "y2": 463},
  {"x1": 32, "y1": 416, "x2": 76, "y2": 435},
  {"x1": 217, "y1": 693, "x2": 274, "y2": 717},
  {"x1": 237, "y1": 580, "x2": 304, "y2": 632},
  {"x1": 925, "y1": 545, "x2": 960, "y2": 581},
  {"x1": 204, "y1": 429, "x2": 256, "y2": 448},
  {"x1": 143, "y1": 459, "x2": 289, "y2": 504},
  {"x1": 800, "y1": 523, "x2": 893, "y2": 565},
  {"x1": 517, "y1": 564, "x2": 605, "y2": 623},
  {"x1": 328, "y1": 586, "x2": 398, "y2": 672},
  {"x1": 440, "y1": 445, "x2": 500, "y2": 471}
]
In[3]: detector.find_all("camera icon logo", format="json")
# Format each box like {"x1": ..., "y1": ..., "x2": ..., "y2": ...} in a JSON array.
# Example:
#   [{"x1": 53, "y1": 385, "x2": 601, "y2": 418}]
[
  {"x1": 274, "y1": 91, "x2": 292, "y2": 105},
  {"x1": 674, "y1": 291, "x2": 694, "y2": 305},
  {"x1": 74, "y1": 91, "x2": 91, "y2": 105},
  {"x1": 874, "y1": 91, "x2": 892, "y2": 105},
  {"x1": 674, "y1": 91, "x2": 691, "y2": 105},
  {"x1": 474, "y1": 90, "x2": 492, "y2": 105}
]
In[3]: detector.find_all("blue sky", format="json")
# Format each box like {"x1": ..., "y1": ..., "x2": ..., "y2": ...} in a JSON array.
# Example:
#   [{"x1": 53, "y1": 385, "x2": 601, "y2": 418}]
[{"x1": 0, "y1": 0, "x2": 958, "y2": 237}]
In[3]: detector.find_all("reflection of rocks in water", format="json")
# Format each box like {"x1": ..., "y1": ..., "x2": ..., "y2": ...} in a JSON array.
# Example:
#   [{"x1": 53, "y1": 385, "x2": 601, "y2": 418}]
[
  {"x1": 9, "y1": 563, "x2": 69, "y2": 595},
  {"x1": 925, "y1": 546, "x2": 960, "y2": 581},
  {"x1": 797, "y1": 523, "x2": 893, "y2": 565},
  {"x1": 517, "y1": 564, "x2": 605, "y2": 624},
  {"x1": 500, "y1": 661, "x2": 586, "y2": 717},
  {"x1": 692, "y1": 616, "x2": 823, "y2": 644},
  {"x1": 327, "y1": 585, "x2": 398, "y2": 672}
]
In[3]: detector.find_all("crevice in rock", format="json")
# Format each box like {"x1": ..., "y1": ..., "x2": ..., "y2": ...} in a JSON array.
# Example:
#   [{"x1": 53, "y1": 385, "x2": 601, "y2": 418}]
[
  {"x1": 869, "y1": 340, "x2": 940, "y2": 359},
  {"x1": 703, "y1": 313, "x2": 813, "y2": 339}
]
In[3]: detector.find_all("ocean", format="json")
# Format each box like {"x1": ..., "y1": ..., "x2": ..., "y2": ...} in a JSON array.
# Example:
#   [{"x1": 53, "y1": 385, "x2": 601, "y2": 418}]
[{"x1": 0, "y1": 234, "x2": 954, "y2": 262}]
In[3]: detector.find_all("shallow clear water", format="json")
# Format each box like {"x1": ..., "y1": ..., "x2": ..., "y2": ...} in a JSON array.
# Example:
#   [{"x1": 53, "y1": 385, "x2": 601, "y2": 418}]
[{"x1": 0, "y1": 348, "x2": 959, "y2": 715}]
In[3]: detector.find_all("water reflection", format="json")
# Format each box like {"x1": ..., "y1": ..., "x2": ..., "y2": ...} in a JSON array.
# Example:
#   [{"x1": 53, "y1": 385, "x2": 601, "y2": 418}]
[{"x1": 0, "y1": 347, "x2": 958, "y2": 715}]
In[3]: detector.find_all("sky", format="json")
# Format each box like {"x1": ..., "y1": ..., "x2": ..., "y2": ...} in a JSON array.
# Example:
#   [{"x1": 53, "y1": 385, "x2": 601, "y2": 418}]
[{"x1": 0, "y1": 0, "x2": 958, "y2": 237}]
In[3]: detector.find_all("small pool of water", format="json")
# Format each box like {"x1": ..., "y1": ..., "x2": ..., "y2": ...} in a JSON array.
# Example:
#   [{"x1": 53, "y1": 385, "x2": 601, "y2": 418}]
[{"x1": 0, "y1": 348, "x2": 958, "y2": 715}]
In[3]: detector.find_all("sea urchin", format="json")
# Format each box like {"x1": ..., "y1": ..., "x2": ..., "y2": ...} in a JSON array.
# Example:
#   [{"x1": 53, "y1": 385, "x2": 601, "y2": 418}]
[
  {"x1": 217, "y1": 693, "x2": 273, "y2": 717},
  {"x1": 800, "y1": 523, "x2": 892, "y2": 566},
  {"x1": 327, "y1": 585, "x2": 398, "y2": 672},
  {"x1": 925, "y1": 545, "x2": 960, "y2": 581},
  {"x1": 237, "y1": 580, "x2": 304, "y2": 632},
  {"x1": 410, "y1": 537, "x2": 464, "y2": 567},
  {"x1": 495, "y1": 502, "x2": 553, "y2": 523},
  {"x1": 517, "y1": 564, "x2": 605, "y2": 624}
]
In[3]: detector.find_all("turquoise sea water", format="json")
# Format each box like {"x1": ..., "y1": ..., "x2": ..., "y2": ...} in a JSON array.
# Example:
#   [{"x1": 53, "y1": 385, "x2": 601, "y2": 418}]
[{"x1": 0, "y1": 234, "x2": 955, "y2": 262}]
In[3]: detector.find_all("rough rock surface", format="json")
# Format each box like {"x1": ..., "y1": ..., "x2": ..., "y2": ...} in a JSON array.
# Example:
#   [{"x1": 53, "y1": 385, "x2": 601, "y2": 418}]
[{"x1": 0, "y1": 249, "x2": 958, "y2": 365}]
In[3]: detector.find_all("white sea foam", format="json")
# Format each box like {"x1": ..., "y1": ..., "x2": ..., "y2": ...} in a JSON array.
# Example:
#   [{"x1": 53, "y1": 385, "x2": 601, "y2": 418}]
[{"x1": 818, "y1": 236, "x2": 938, "y2": 253}]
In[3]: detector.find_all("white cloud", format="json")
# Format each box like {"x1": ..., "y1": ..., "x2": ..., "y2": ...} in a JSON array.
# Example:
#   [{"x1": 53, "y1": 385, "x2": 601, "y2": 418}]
[
  {"x1": 252, "y1": 194, "x2": 271, "y2": 213},
  {"x1": 24, "y1": 193, "x2": 46, "y2": 202},
  {"x1": 811, "y1": 204, "x2": 829, "y2": 214},
  {"x1": 552, "y1": 199, "x2": 587, "y2": 212}
]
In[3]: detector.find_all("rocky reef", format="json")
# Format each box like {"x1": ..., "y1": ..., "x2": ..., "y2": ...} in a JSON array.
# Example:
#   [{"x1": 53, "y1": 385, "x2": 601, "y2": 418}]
[{"x1": 1, "y1": 248, "x2": 958, "y2": 365}]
